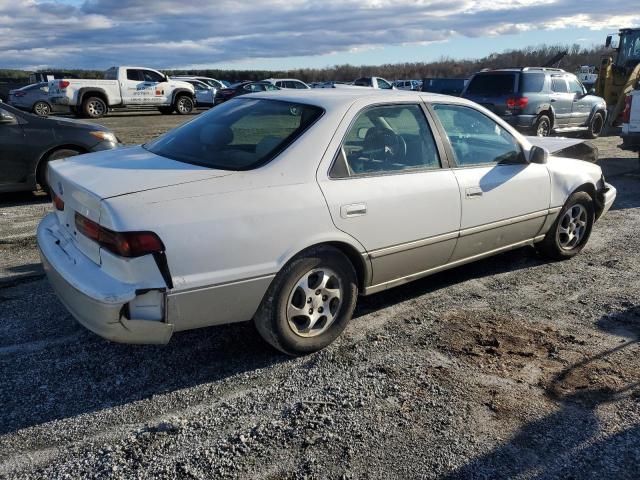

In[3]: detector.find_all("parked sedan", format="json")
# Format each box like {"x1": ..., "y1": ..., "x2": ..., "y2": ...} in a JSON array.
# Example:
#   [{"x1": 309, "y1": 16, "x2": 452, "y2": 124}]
[
  {"x1": 214, "y1": 81, "x2": 279, "y2": 105},
  {"x1": 38, "y1": 90, "x2": 616, "y2": 355},
  {"x1": 0, "y1": 102, "x2": 118, "y2": 193},
  {"x1": 8, "y1": 82, "x2": 52, "y2": 116}
]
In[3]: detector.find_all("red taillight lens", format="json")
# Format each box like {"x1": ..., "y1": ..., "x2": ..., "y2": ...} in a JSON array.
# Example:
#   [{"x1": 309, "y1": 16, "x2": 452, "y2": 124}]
[
  {"x1": 74, "y1": 213, "x2": 164, "y2": 258},
  {"x1": 51, "y1": 191, "x2": 65, "y2": 211},
  {"x1": 507, "y1": 97, "x2": 529, "y2": 109},
  {"x1": 622, "y1": 95, "x2": 633, "y2": 124},
  {"x1": 58, "y1": 80, "x2": 70, "y2": 89}
]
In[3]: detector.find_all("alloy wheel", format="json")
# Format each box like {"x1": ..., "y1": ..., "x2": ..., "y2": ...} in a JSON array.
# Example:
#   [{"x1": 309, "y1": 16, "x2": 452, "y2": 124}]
[
  {"x1": 557, "y1": 204, "x2": 588, "y2": 250},
  {"x1": 286, "y1": 268, "x2": 343, "y2": 338},
  {"x1": 87, "y1": 100, "x2": 105, "y2": 117}
]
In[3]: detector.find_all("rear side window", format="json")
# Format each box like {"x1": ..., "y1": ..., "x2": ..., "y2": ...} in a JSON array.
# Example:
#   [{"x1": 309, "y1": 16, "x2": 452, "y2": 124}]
[
  {"x1": 126, "y1": 69, "x2": 142, "y2": 81},
  {"x1": 466, "y1": 74, "x2": 516, "y2": 95},
  {"x1": 144, "y1": 99, "x2": 324, "y2": 170},
  {"x1": 551, "y1": 77, "x2": 568, "y2": 93},
  {"x1": 520, "y1": 73, "x2": 546, "y2": 93},
  {"x1": 332, "y1": 104, "x2": 441, "y2": 177},
  {"x1": 354, "y1": 78, "x2": 372, "y2": 87}
]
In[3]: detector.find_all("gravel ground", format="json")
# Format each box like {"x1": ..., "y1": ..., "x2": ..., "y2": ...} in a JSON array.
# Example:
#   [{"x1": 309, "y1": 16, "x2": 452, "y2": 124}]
[{"x1": 0, "y1": 115, "x2": 638, "y2": 479}]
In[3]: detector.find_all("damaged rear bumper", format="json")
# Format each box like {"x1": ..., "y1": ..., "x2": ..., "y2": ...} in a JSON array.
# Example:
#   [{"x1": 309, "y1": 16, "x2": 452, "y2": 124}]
[{"x1": 37, "y1": 213, "x2": 174, "y2": 344}]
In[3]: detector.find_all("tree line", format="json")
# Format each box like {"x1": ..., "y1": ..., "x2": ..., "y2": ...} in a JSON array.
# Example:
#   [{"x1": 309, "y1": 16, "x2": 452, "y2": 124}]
[{"x1": 1, "y1": 43, "x2": 608, "y2": 85}]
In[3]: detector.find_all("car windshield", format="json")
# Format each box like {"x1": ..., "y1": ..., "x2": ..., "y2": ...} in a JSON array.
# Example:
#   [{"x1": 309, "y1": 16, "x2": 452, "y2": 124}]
[
  {"x1": 144, "y1": 98, "x2": 324, "y2": 170},
  {"x1": 466, "y1": 73, "x2": 516, "y2": 95}
]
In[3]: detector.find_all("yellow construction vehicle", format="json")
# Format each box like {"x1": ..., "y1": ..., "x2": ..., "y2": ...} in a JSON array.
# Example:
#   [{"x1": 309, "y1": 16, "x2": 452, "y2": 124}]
[{"x1": 596, "y1": 28, "x2": 640, "y2": 126}]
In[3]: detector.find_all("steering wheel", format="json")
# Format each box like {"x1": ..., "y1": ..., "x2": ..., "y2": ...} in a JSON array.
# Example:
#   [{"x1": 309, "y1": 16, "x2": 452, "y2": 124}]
[{"x1": 362, "y1": 127, "x2": 407, "y2": 164}]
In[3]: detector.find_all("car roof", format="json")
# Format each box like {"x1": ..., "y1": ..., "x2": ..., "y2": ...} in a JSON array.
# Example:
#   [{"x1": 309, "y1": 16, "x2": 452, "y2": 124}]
[
  {"x1": 243, "y1": 88, "x2": 468, "y2": 110},
  {"x1": 264, "y1": 78, "x2": 306, "y2": 82}
]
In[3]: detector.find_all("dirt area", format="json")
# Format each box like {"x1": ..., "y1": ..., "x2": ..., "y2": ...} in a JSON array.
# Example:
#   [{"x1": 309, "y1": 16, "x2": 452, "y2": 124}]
[{"x1": 0, "y1": 113, "x2": 638, "y2": 479}]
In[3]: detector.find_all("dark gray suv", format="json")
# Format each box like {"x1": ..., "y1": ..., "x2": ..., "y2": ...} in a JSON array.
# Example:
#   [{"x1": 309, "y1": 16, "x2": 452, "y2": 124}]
[{"x1": 462, "y1": 68, "x2": 607, "y2": 138}]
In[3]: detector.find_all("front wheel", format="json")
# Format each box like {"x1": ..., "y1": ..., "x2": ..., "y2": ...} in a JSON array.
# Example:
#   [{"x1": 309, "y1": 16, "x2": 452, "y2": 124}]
[
  {"x1": 254, "y1": 246, "x2": 358, "y2": 356},
  {"x1": 537, "y1": 192, "x2": 595, "y2": 260},
  {"x1": 174, "y1": 95, "x2": 194, "y2": 115}
]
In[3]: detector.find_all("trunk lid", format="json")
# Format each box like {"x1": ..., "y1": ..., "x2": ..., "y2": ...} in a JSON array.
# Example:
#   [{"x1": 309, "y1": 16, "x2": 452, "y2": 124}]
[
  {"x1": 47, "y1": 145, "x2": 232, "y2": 264},
  {"x1": 49, "y1": 145, "x2": 232, "y2": 200}
]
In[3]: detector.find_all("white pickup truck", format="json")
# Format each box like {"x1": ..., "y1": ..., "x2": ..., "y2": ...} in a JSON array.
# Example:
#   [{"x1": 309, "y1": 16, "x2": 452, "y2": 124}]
[
  {"x1": 48, "y1": 66, "x2": 196, "y2": 118},
  {"x1": 621, "y1": 87, "x2": 640, "y2": 156}
]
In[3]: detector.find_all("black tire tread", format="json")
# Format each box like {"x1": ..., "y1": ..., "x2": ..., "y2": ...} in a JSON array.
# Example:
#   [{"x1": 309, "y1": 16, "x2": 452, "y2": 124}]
[{"x1": 254, "y1": 246, "x2": 357, "y2": 356}]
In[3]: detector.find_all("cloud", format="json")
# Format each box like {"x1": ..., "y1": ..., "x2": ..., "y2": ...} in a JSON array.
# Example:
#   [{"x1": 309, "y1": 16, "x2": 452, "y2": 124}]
[{"x1": 0, "y1": 0, "x2": 638, "y2": 69}]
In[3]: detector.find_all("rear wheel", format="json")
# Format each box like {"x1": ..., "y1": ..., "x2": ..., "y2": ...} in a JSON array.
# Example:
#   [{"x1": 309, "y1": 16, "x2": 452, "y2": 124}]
[
  {"x1": 585, "y1": 111, "x2": 604, "y2": 139},
  {"x1": 174, "y1": 95, "x2": 194, "y2": 115},
  {"x1": 32, "y1": 101, "x2": 51, "y2": 117},
  {"x1": 82, "y1": 96, "x2": 107, "y2": 118},
  {"x1": 37, "y1": 148, "x2": 83, "y2": 192},
  {"x1": 537, "y1": 192, "x2": 595, "y2": 260},
  {"x1": 535, "y1": 114, "x2": 552, "y2": 137},
  {"x1": 254, "y1": 246, "x2": 358, "y2": 356}
]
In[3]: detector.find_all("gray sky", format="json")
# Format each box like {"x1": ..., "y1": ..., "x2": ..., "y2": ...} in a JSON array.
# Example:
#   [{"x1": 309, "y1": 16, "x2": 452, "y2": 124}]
[{"x1": 1, "y1": 0, "x2": 638, "y2": 70}]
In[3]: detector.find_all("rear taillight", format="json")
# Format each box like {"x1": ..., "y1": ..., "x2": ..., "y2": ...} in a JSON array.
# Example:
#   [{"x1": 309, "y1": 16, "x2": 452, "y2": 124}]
[
  {"x1": 58, "y1": 80, "x2": 70, "y2": 89},
  {"x1": 622, "y1": 95, "x2": 633, "y2": 124},
  {"x1": 74, "y1": 213, "x2": 165, "y2": 258},
  {"x1": 507, "y1": 97, "x2": 529, "y2": 109},
  {"x1": 51, "y1": 191, "x2": 64, "y2": 211}
]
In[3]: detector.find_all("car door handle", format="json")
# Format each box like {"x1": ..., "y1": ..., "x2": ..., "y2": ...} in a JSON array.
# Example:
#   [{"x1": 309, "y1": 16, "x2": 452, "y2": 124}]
[
  {"x1": 341, "y1": 203, "x2": 367, "y2": 218},
  {"x1": 465, "y1": 187, "x2": 483, "y2": 199}
]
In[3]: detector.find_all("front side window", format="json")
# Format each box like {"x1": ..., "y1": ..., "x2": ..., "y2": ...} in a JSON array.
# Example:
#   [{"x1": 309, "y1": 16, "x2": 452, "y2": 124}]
[
  {"x1": 567, "y1": 76, "x2": 585, "y2": 95},
  {"x1": 142, "y1": 70, "x2": 165, "y2": 83},
  {"x1": 144, "y1": 98, "x2": 323, "y2": 170},
  {"x1": 378, "y1": 79, "x2": 392, "y2": 89},
  {"x1": 332, "y1": 104, "x2": 441, "y2": 177},
  {"x1": 432, "y1": 104, "x2": 523, "y2": 166}
]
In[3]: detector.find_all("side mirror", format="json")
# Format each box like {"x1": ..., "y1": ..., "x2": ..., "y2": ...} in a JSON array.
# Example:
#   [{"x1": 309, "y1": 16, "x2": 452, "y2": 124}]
[
  {"x1": 0, "y1": 110, "x2": 16, "y2": 125},
  {"x1": 588, "y1": 88, "x2": 596, "y2": 95},
  {"x1": 529, "y1": 145, "x2": 548, "y2": 165},
  {"x1": 609, "y1": 34, "x2": 620, "y2": 50},
  {"x1": 605, "y1": 35, "x2": 612, "y2": 48}
]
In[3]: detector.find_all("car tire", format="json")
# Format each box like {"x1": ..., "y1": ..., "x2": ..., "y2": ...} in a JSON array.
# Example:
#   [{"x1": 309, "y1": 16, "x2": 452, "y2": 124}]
[
  {"x1": 82, "y1": 97, "x2": 107, "y2": 118},
  {"x1": 37, "y1": 148, "x2": 83, "y2": 192},
  {"x1": 537, "y1": 191, "x2": 595, "y2": 260},
  {"x1": 254, "y1": 246, "x2": 358, "y2": 356},
  {"x1": 32, "y1": 101, "x2": 51, "y2": 117},
  {"x1": 535, "y1": 114, "x2": 552, "y2": 137},
  {"x1": 158, "y1": 106, "x2": 174, "y2": 115},
  {"x1": 585, "y1": 111, "x2": 604, "y2": 139},
  {"x1": 174, "y1": 95, "x2": 194, "y2": 115}
]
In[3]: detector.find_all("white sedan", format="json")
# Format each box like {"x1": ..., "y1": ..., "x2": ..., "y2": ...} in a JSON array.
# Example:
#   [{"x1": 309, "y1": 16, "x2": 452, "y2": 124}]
[{"x1": 37, "y1": 90, "x2": 616, "y2": 355}]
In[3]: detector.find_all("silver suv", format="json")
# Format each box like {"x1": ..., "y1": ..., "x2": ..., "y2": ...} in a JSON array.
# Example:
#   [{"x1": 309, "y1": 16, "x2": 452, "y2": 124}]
[{"x1": 462, "y1": 68, "x2": 607, "y2": 138}]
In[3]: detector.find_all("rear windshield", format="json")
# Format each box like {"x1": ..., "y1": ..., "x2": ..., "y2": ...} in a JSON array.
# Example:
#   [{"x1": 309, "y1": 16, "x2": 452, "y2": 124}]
[
  {"x1": 466, "y1": 73, "x2": 516, "y2": 95},
  {"x1": 144, "y1": 98, "x2": 324, "y2": 170}
]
